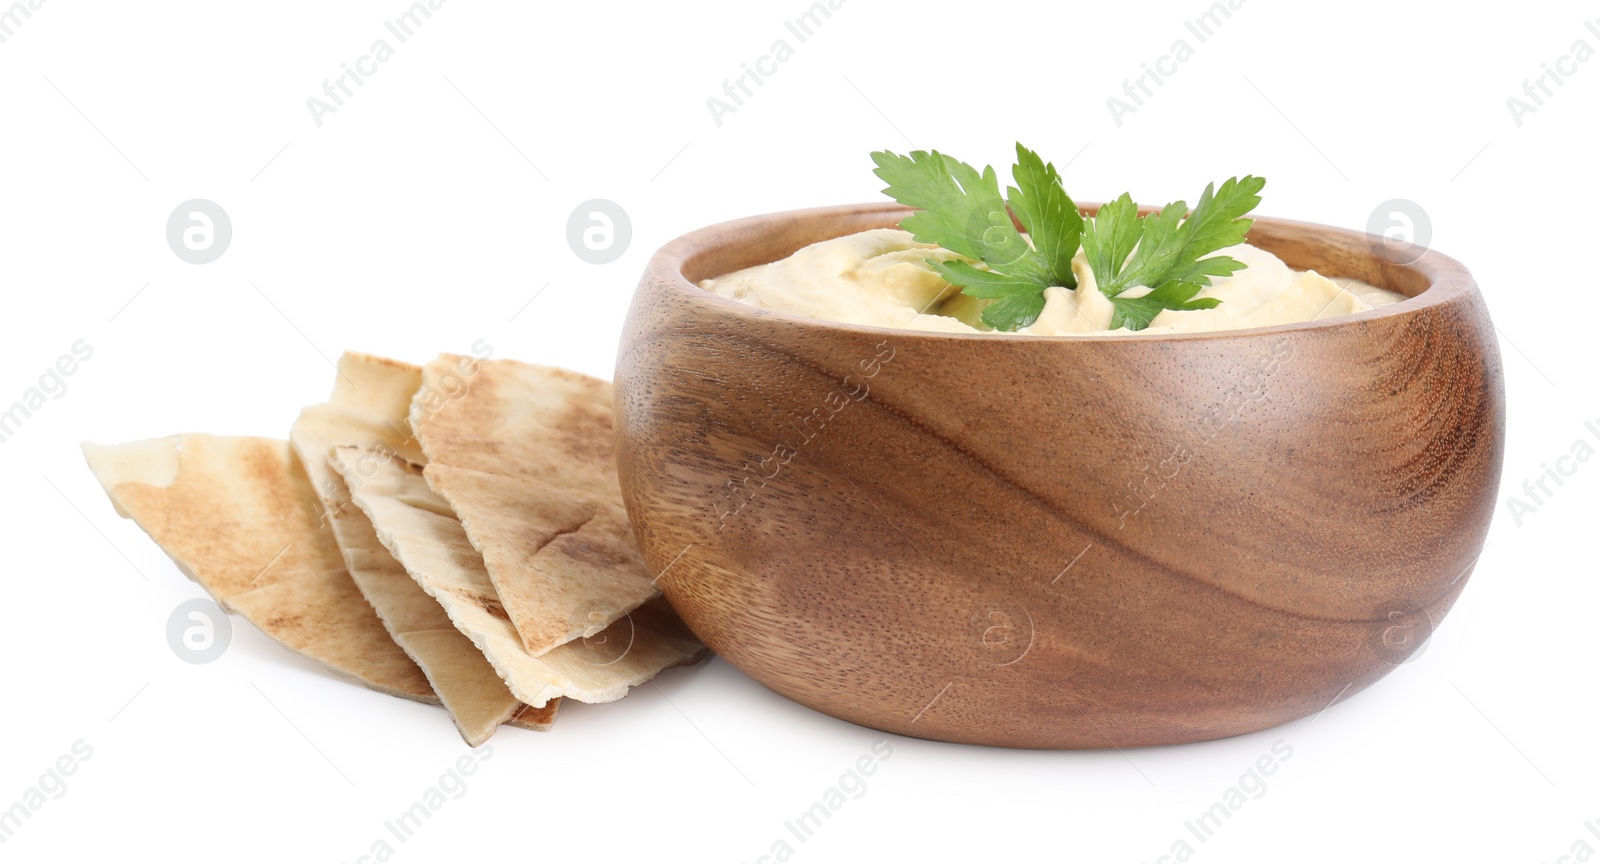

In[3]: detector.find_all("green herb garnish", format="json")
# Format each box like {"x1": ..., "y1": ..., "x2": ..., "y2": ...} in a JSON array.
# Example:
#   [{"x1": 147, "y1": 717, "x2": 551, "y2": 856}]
[{"x1": 871, "y1": 143, "x2": 1264, "y2": 332}]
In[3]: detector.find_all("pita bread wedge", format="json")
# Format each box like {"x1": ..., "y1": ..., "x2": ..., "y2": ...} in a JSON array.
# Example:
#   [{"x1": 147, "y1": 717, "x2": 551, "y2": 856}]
[
  {"x1": 291, "y1": 350, "x2": 427, "y2": 510},
  {"x1": 411, "y1": 355, "x2": 621, "y2": 497},
  {"x1": 332, "y1": 446, "x2": 707, "y2": 709},
  {"x1": 410, "y1": 356, "x2": 660, "y2": 655},
  {"x1": 422, "y1": 463, "x2": 659, "y2": 654},
  {"x1": 327, "y1": 472, "x2": 556, "y2": 744},
  {"x1": 81, "y1": 434, "x2": 435, "y2": 703},
  {"x1": 505, "y1": 703, "x2": 557, "y2": 731},
  {"x1": 292, "y1": 351, "x2": 555, "y2": 744}
]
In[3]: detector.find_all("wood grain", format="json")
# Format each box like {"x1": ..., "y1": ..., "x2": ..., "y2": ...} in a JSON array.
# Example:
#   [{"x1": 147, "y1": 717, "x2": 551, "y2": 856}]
[{"x1": 613, "y1": 203, "x2": 1504, "y2": 748}]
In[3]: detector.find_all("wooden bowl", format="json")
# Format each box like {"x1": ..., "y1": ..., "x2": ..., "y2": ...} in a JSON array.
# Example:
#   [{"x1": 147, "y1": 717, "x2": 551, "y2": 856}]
[{"x1": 613, "y1": 203, "x2": 1503, "y2": 749}]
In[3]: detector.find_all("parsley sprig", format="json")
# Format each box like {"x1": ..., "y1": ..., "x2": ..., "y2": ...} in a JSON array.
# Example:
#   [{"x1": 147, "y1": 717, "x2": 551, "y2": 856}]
[{"x1": 871, "y1": 143, "x2": 1264, "y2": 332}]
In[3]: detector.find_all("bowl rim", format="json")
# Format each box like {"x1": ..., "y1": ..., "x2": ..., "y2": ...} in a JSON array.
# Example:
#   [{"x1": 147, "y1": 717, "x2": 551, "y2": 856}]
[{"x1": 644, "y1": 202, "x2": 1479, "y2": 343}]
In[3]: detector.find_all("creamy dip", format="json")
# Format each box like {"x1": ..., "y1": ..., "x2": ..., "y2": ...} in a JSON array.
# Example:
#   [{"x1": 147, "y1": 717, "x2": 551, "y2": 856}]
[{"x1": 699, "y1": 228, "x2": 1404, "y2": 335}]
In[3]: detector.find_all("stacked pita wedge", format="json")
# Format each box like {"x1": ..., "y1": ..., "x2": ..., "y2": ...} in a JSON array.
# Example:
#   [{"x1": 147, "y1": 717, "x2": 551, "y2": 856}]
[
  {"x1": 81, "y1": 434, "x2": 438, "y2": 703},
  {"x1": 332, "y1": 446, "x2": 704, "y2": 710},
  {"x1": 409, "y1": 357, "x2": 661, "y2": 655},
  {"x1": 290, "y1": 352, "x2": 557, "y2": 745},
  {"x1": 81, "y1": 349, "x2": 707, "y2": 746}
]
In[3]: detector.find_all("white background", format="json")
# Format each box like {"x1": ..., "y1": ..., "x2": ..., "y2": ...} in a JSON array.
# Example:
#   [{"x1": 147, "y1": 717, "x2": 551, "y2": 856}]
[{"x1": 2, "y1": 0, "x2": 1595, "y2": 861}]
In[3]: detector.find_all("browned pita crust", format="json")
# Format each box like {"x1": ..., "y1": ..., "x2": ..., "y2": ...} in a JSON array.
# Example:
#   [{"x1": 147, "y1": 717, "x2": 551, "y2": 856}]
[
  {"x1": 292, "y1": 351, "x2": 556, "y2": 743},
  {"x1": 327, "y1": 471, "x2": 556, "y2": 743},
  {"x1": 333, "y1": 447, "x2": 707, "y2": 708},
  {"x1": 411, "y1": 355, "x2": 620, "y2": 497},
  {"x1": 505, "y1": 703, "x2": 558, "y2": 731},
  {"x1": 422, "y1": 463, "x2": 659, "y2": 653},
  {"x1": 410, "y1": 357, "x2": 661, "y2": 655},
  {"x1": 81, "y1": 434, "x2": 435, "y2": 703}
]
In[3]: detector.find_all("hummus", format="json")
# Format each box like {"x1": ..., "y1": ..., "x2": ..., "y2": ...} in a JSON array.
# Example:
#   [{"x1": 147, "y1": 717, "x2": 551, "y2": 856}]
[{"x1": 699, "y1": 228, "x2": 1404, "y2": 335}]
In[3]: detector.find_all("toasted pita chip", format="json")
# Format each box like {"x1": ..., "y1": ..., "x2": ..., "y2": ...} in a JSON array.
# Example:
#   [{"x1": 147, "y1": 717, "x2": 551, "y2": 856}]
[
  {"x1": 423, "y1": 463, "x2": 659, "y2": 654},
  {"x1": 81, "y1": 435, "x2": 434, "y2": 703},
  {"x1": 291, "y1": 350, "x2": 427, "y2": 511},
  {"x1": 292, "y1": 351, "x2": 555, "y2": 744},
  {"x1": 410, "y1": 355, "x2": 620, "y2": 497},
  {"x1": 505, "y1": 703, "x2": 557, "y2": 731},
  {"x1": 409, "y1": 356, "x2": 660, "y2": 655},
  {"x1": 327, "y1": 472, "x2": 555, "y2": 744},
  {"x1": 332, "y1": 447, "x2": 706, "y2": 708}
]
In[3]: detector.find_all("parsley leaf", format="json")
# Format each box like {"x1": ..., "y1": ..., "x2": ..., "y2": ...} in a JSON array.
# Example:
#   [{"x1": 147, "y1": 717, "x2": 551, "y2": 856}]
[
  {"x1": 1107, "y1": 281, "x2": 1222, "y2": 331},
  {"x1": 871, "y1": 145, "x2": 1264, "y2": 333},
  {"x1": 1081, "y1": 193, "x2": 1141, "y2": 289},
  {"x1": 1005, "y1": 144, "x2": 1080, "y2": 290},
  {"x1": 870, "y1": 149, "x2": 1044, "y2": 282},
  {"x1": 931, "y1": 260, "x2": 1050, "y2": 331},
  {"x1": 1083, "y1": 175, "x2": 1266, "y2": 330},
  {"x1": 872, "y1": 145, "x2": 1080, "y2": 331}
]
